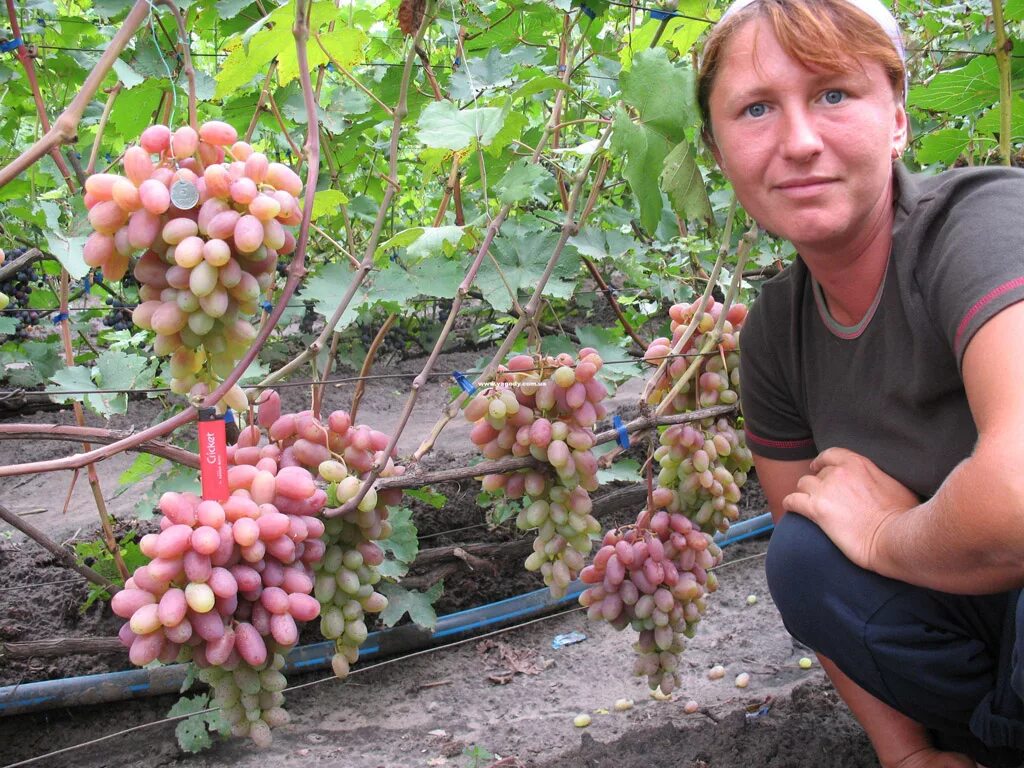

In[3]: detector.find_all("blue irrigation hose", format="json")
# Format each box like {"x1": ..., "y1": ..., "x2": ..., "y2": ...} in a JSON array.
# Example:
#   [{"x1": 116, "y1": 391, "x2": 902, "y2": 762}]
[{"x1": 0, "y1": 513, "x2": 774, "y2": 717}]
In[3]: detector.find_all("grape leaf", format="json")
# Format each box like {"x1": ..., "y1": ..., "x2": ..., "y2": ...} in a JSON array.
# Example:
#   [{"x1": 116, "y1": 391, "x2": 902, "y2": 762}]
[
  {"x1": 416, "y1": 101, "x2": 507, "y2": 150},
  {"x1": 44, "y1": 231, "x2": 89, "y2": 280},
  {"x1": 660, "y1": 140, "x2": 712, "y2": 226},
  {"x1": 118, "y1": 454, "x2": 166, "y2": 487},
  {"x1": 915, "y1": 127, "x2": 974, "y2": 165},
  {"x1": 377, "y1": 506, "x2": 418, "y2": 579},
  {"x1": 378, "y1": 581, "x2": 443, "y2": 630},
  {"x1": 112, "y1": 57, "x2": 143, "y2": 89},
  {"x1": 169, "y1": 694, "x2": 230, "y2": 754},
  {"x1": 495, "y1": 160, "x2": 550, "y2": 205},
  {"x1": 216, "y1": 0, "x2": 252, "y2": 19},
  {"x1": 0, "y1": 317, "x2": 18, "y2": 334},
  {"x1": 473, "y1": 227, "x2": 579, "y2": 313},
  {"x1": 908, "y1": 56, "x2": 1000, "y2": 114},
  {"x1": 308, "y1": 189, "x2": 350, "y2": 221}
]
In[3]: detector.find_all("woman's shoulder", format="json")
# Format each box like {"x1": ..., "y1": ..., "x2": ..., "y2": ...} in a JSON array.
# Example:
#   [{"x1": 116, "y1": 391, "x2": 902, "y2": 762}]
[{"x1": 895, "y1": 162, "x2": 1024, "y2": 216}]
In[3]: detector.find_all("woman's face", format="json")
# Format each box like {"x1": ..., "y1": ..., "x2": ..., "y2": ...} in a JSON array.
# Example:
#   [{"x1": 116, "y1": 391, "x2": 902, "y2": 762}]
[{"x1": 707, "y1": 17, "x2": 908, "y2": 253}]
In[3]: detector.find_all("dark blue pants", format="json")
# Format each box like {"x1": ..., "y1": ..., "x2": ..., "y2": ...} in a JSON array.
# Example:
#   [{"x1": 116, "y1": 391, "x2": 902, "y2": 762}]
[{"x1": 766, "y1": 513, "x2": 1024, "y2": 767}]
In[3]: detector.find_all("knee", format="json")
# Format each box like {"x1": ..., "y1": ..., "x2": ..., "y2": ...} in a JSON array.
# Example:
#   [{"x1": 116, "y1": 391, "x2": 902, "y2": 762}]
[{"x1": 766, "y1": 513, "x2": 843, "y2": 649}]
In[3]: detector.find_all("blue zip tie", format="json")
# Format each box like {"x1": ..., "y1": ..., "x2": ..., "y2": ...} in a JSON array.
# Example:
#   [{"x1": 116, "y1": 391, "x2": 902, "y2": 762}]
[
  {"x1": 453, "y1": 55, "x2": 461, "y2": 67},
  {"x1": 82, "y1": 274, "x2": 92, "y2": 292},
  {"x1": 580, "y1": 4, "x2": 596, "y2": 18},
  {"x1": 0, "y1": 37, "x2": 23, "y2": 53},
  {"x1": 52, "y1": 312, "x2": 70, "y2": 324},
  {"x1": 613, "y1": 414, "x2": 630, "y2": 449},
  {"x1": 452, "y1": 371, "x2": 476, "y2": 396},
  {"x1": 224, "y1": 408, "x2": 235, "y2": 425},
  {"x1": 326, "y1": 62, "x2": 334, "y2": 72},
  {"x1": 558, "y1": 64, "x2": 567, "y2": 73},
  {"x1": 260, "y1": 300, "x2": 273, "y2": 312},
  {"x1": 649, "y1": 9, "x2": 676, "y2": 20}
]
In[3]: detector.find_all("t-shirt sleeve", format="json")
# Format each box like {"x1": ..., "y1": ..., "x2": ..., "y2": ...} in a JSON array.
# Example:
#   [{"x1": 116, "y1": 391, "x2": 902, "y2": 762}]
[
  {"x1": 739, "y1": 293, "x2": 818, "y2": 461},
  {"x1": 918, "y1": 171, "x2": 1024, "y2": 368}
]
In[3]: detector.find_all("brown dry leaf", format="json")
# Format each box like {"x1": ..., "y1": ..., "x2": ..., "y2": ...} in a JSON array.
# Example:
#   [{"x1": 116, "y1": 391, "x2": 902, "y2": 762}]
[{"x1": 476, "y1": 638, "x2": 549, "y2": 683}]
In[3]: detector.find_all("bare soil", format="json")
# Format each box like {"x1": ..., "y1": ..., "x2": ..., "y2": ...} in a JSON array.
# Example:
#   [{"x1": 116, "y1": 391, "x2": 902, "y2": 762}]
[{"x1": 0, "y1": 350, "x2": 878, "y2": 768}]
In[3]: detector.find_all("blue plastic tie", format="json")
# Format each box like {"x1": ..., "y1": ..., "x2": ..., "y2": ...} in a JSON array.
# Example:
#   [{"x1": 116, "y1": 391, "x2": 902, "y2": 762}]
[
  {"x1": 580, "y1": 4, "x2": 596, "y2": 18},
  {"x1": 260, "y1": 300, "x2": 273, "y2": 312},
  {"x1": 613, "y1": 414, "x2": 630, "y2": 449},
  {"x1": 81, "y1": 274, "x2": 92, "y2": 292},
  {"x1": 557, "y1": 64, "x2": 567, "y2": 73},
  {"x1": 0, "y1": 37, "x2": 23, "y2": 53},
  {"x1": 326, "y1": 62, "x2": 334, "y2": 72},
  {"x1": 452, "y1": 371, "x2": 476, "y2": 396},
  {"x1": 649, "y1": 8, "x2": 676, "y2": 19},
  {"x1": 453, "y1": 55, "x2": 461, "y2": 67},
  {"x1": 52, "y1": 312, "x2": 70, "y2": 324},
  {"x1": 224, "y1": 408, "x2": 235, "y2": 425}
]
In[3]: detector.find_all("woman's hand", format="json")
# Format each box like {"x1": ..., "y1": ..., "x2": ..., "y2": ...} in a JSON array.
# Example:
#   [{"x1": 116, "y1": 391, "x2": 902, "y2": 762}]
[
  {"x1": 886, "y1": 747, "x2": 977, "y2": 768},
  {"x1": 782, "y1": 447, "x2": 919, "y2": 573}
]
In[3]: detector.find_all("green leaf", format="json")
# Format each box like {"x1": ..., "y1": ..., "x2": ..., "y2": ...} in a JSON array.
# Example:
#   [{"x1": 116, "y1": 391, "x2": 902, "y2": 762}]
[
  {"x1": 0, "y1": 317, "x2": 18, "y2": 334},
  {"x1": 119, "y1": 454, "x2": 166, "y2": 487},
  {"x1": 134, "y1": 464, "x2": 201, "y2": 518},
  {"x1": 107, "y1": 81, "x2": 164, "y2": 140},
  {"x1": 495, "y1": 160, "x2": 549, "y2": 205},
  {"x1": 316, "y1": 27, "x2": 368, "y2": 70},
  {"x1": 908, "y1": 56, "x2": 1000, "y2": 114},
  {"x1": 416, "y1": 101, "x2": 507, "y2": 150},
  {"x1": 660, "y1": 140, "x2": 712, "y2": 225},
  {"x1": 1007, "y1": 0, "x2": 1024, "y2": 21},
  {"x1": 513, "y1": 75, "x2": 570, "y2": 100},
  {"x1": 406, "y1": 487, "x2": 446, "y2": 509},
  {"x1": 49, "y1": 366, "x2": 96, "y2": 406},
  {"x1": 915, "y1": 127, "x2": 973, "y2": 165},
  {"x1": 94, "y1": 349, "x2": 152, "y2": 415},
  {"x1": 378, "y1": 581, "x2": 443, "y2": 630},
  {"x1": 975, "y1": 99, "x2": 1024, "y2": 140},
  {"x1": 369, "y1": 259, "x2": 466, "y2": 308},
  {"x1": 309, "y1": 189, "x2": 350, "y2": 221},
  {"x1": 377, "y1": 506, "x2": 418, "y2": 579},
  {"x1": 621, "y1": 48, "x2": 694, "y2": 142},
  {"x1": 44, "y1": 231, "x2": 89, "y2": 280},
  {"x1": 112, "y1": 57, "x2": 144, "y2": 89},
  {"x1": 169, "y1": 694, "x2": 229, "y2": 754},
  {"x1": 302, "y1": 262, "x2": 362, "y2": 327},
  {"x1": 216, "y1": 0, "x2": 252, "y2": 19},
  {"x1": 613, "y1": 49, "x2": 699, "y2": 231},
  {"x1": 473, "y1": 228, "x2": 578, "y2": 313}
]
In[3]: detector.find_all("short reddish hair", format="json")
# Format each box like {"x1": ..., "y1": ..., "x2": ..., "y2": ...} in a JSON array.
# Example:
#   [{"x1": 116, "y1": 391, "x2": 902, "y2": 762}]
[{"x1": 697, "y1": 0, "x2": 906, "y2": 138}]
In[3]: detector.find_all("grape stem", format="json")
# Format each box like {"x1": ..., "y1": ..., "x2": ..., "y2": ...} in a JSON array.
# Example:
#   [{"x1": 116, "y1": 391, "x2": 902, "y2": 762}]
[
  {"x1": 0, "y1": 424, "x2": 200, "y2": 467},
  {"x1": 3, "y1": 0, "x2": 78, "y2": 191},
  {"x1": 0, "y1": 502, "x2": 120, "y2": 593},
  {"x1": 0, "y1": 0, "x2": 152, "y2": 189}
]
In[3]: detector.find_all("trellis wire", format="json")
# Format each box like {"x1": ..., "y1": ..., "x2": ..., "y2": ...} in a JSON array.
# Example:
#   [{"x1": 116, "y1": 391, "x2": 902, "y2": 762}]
[{"x1": 0, "y1": 348, "x2": 733, "y2": 398}]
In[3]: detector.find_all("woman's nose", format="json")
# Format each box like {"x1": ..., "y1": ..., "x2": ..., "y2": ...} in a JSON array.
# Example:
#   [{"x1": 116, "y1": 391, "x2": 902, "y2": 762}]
[{"x1": 780, "y1": 107, "x2": 824, "y2": 161}]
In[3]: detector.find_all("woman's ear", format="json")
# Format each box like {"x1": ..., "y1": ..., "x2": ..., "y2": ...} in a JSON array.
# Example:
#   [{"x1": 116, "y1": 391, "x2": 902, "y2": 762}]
[
  {"x1": 704, "y1": 128, "x2": 728, "y2": 178},
  {"x1": 891, "y1": 100, "x2": 909, "y2": 159}
]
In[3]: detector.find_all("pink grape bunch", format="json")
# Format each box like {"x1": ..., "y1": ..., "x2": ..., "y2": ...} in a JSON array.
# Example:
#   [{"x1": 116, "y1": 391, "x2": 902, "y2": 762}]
[
  {"x1": 579, "y1": 506, "x2": 722, "y2": 694},
  {"x1": 81, "y1": 120, "x2": 302, "y2": 396},
  {"x1": 111, "y1": 458, "x2": 327, "y2": 746},
  {"x1": 252, "y1": 390, "x2": 402, "y2": 679},
  {"x1": 643, "y1": 299, "x2": 748, "y2": 412},
  {"x1": 643, "y1": 300, "x2": 753, "y2": 534},
  {"x1": 653, "y1": 418, "x2": 753, "y2": 533},
  {"x1": 465, "y1": 350, "x2": 608, "y2": 598}
]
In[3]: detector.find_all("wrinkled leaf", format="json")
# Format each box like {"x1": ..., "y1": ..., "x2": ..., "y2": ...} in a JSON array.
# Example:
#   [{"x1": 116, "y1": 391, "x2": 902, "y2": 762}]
[
  {"x1": 377, "y1": 506, "x2": 418, "y2": 579},
  {"x1": 379, "y1": 581, "x2": 444, "y2": 630},
  {"x1": 416, "y1": 101, "x2": 507, "y2": 150},
  {"x1": 660, "y1": 140, "x2": 712, "y2": 225},
  {"x1": 495, "y1": 160, "x2": 550, "y2": 205}
]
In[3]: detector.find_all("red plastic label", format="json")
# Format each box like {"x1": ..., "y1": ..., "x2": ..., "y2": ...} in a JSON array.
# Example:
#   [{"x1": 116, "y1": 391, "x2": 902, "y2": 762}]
[{"x1": 198, "y1": 411, "x2": 228, "y2": 501}]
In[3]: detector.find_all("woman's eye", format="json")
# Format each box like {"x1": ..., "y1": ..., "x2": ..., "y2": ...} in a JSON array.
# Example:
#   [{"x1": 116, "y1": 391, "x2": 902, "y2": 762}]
[
  {"x1": 745, "y1": 103, "x2": 767, "y2": 118},
  {"x1": 823, "y1": 89, "x2": 845, "y2": 105}
]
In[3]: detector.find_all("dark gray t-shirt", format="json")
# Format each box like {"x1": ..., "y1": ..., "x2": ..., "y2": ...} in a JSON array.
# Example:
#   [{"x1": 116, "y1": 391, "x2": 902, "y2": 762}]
[{"x1": 740, "y1": 163, "x2": 1024, "y2": 498}]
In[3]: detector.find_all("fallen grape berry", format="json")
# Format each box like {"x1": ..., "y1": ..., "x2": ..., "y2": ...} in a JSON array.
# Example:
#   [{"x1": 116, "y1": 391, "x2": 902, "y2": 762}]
[
  {"x1": 735, "y1": 672, "x2": 751, "y2": 688},
  {"x1": 573, "y1": 713, "x2": 592, "y2": 727},
  {"x1": 707, "y1": 664, "x2": 726, "y2": 680}
]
